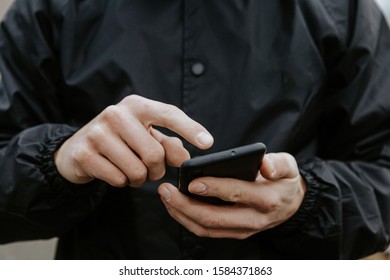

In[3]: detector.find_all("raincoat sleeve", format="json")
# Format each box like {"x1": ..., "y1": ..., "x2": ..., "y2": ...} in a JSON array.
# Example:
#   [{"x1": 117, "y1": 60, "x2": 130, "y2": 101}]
[
  {"x1": 267, "y1": 0, "x2": 390, "y2": 259},
  {"x1": 0, "y1": 0, "x2": 106, "y2": 244}
]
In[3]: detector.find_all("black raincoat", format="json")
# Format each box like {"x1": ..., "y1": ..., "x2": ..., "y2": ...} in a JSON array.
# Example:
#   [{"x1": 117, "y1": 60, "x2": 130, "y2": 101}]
[{"x1": 0, "y1": 0, "x2": 390, "y2": 259}]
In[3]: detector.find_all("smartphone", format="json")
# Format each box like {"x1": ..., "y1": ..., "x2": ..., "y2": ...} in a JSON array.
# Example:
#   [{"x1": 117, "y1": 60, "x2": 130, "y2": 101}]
[{"x1": 178, "y1": 142, "x2": 266, "y2": 204}]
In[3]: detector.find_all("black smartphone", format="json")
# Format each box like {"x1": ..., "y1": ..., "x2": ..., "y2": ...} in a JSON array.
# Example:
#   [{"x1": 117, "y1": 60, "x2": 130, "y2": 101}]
[{"x1": 178, "y1": 142, "x2": 266, "y2": 204}]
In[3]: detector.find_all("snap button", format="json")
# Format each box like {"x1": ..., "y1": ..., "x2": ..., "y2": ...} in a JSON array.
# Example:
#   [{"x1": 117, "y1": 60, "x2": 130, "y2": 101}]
[{"x1": 191, "y1": 62, "x2": 205, "y2": 77}]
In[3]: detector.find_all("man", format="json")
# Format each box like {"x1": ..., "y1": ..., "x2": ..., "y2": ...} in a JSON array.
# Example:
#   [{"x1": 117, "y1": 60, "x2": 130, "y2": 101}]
[{"x1": 0, "y1": 0, "x2": 389, "y2": 259}]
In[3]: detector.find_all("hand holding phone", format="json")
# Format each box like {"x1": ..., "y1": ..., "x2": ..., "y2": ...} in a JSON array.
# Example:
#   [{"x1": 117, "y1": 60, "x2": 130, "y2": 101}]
[
  {"x1": 178, "y1": 142, "x2": 266, "y2": 204},
  {"x1": 160, "y1": 150, "x2": 306, "y2": 239}
]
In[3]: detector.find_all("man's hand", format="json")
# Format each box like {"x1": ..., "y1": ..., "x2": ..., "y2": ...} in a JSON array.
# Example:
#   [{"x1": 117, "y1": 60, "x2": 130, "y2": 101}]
[
  {"x1": 158, "y1": 153, "x2": 307, "y2": 239},
  {"x1": 54, "y1": 95, "x2": 214, "y2": 187}
]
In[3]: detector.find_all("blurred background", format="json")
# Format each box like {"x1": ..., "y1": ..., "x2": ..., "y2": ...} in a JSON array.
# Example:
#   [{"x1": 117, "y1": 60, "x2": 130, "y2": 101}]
[
  {"x1": 0, "y1": 0, "x2": 12, "y2": 19},
  {"x1": 0, "y1": 0, "x2": 389, "y2": 260},
  {"x1": 379, "y1": 0, "x2": 390, "y2": 21}
]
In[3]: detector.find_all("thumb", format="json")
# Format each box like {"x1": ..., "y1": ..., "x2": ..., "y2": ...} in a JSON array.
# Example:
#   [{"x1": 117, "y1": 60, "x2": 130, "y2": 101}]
[{"x1": 260, "y1": 153, "x2": 299, "y2": 180}]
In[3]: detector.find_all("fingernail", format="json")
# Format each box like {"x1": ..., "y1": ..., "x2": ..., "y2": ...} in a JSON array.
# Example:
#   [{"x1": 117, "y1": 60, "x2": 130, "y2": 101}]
[
  {"x1": 190, "y1": 182, "x2": 207, "y2": 194},
  {"x1": 159, "y1": 186, "x2": 171, "y2": 202},
  {"x1": 197, "y1": 132, "x2": 214, "y2": 146}
]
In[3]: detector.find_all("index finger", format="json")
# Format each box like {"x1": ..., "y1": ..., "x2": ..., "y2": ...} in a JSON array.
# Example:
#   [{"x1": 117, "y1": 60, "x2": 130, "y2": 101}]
[{"x1": 123, "y1": 95, "x2": 214, "y2": 150}]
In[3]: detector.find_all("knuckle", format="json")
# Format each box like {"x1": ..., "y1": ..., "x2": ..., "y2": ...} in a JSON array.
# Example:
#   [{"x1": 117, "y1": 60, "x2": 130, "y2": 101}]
[
  {"x1": 227, "y1": 187, "x2": 243, "y2": 203},
  {"x1": 123, "y1": 95, "x2": 154, "y2": 121},
  {"x1": 201, "y1": 216, "x2": 222, "y2": 228},
  {"x1": 125, "y1": 94, "x2": 147, "y2": 107},
  {"x1": 168, "y1": 136, "x2": 183, "y2": 147},
  {"x1": 163, "y1": 136, "x2": 185, "y2": 153},
  {"x1": 86, "y1": 125, "x2": 106, "y2": 143},
  {"x1": 268, "y1": 195, "x2": 281, "y2": 211},
  {"x1": 101, "y1": 105, "x2": 122, "y2": 122},
  {"x1": 267, "y1": 200, "x2": 279, "y2": 212},
  {"x1": 71, "y1": 148, "x2": 95, "y2": 178},
  {"x1": 130, "y1": 163, "x2": 147, "y2": 183},
  {"x1": 72, "y1": 146, "x2": 94, "y2": 167},
  {"x1": 161, "y1": 104, "x2": 181, "y2": 121},
  {"x1": 165, "y1": 104, "x2": 180, "y2": 114},
  {"x1": 121, "y1": 94, "x2": 138, "y2": 106},
  {"x1": 110, "y1": 174, "x2": 129, "y2": 187},
  {"x1": 258, "y1": 196, "x2": 280, "y2": 213},
  {"x1": 143, "y1": 145, "x2": 165, "y2": 167},
  {"x1": 123, "y1": 94, "x2": 141, "y2": 103}
]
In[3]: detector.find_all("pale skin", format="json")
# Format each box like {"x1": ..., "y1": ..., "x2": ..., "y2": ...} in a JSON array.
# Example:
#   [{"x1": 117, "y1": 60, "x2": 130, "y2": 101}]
[{"x1": 55, "y1": 95, "x2": 307, "y2": 239}]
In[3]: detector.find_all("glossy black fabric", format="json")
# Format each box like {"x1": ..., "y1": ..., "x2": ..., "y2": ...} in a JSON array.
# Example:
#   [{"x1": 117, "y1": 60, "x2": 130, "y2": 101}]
[{"x1": 0, "y1": 0, "x2": 390, "y2": 259}]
